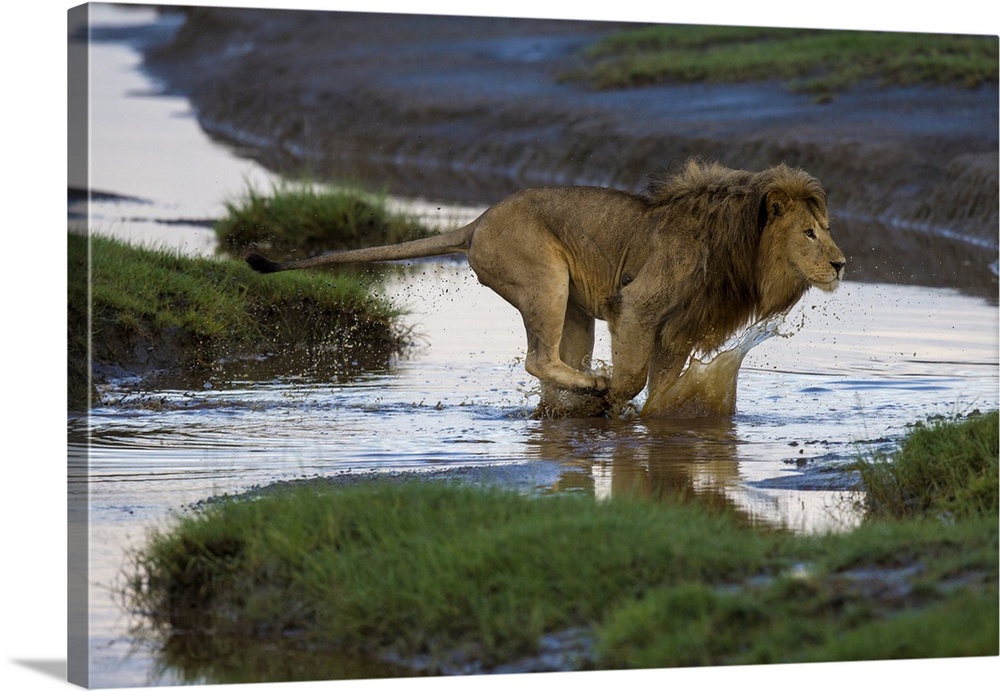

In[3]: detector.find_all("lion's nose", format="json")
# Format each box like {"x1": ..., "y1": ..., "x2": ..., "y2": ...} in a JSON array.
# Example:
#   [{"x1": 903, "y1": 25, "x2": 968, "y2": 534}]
[{"x1": 831, "y1": 260, "x2": 846, "y2": 275}]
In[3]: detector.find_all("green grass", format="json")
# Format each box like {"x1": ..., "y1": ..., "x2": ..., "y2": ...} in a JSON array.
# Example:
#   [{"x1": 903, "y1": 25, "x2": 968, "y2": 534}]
[
  {"x1": 128, "y1": 483, "x2": 794, "y2": 673},
  {"x1": 127, "y1": 413, "x2": 999, "y2": 679},
  {"x1": 598, "y1": 516, "x2": 997, "y2": 667},
  {"x1": 855, "y1": 411, "x2": 998, "y2": 519},
  {"x1": 215, "y1": 181, "x2": 433, "y2": 258},
  {"x1": 68, "y1": 232, "x2": 406, "y2": 409},
  {"x1": 571, "y1": 25, "x2": 998, "y2": 100}
]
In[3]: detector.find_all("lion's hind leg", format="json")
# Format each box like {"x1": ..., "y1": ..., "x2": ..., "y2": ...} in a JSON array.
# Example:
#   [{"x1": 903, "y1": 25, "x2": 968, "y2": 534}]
[
  {"x1": 466, "y1": 208, "x2": 608, "y2": 406},
  {"x1": 472, "y1": 256, "x2": 607, "y2": 396},
  {"x1": 520, "y1": 297, "x2": 608, "y2": 396}
]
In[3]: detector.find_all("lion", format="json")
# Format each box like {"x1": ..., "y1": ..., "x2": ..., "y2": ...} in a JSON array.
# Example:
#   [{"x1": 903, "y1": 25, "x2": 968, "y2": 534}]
[{"x1": 246, "y1": 159, "x2": 845, "y2": 417}]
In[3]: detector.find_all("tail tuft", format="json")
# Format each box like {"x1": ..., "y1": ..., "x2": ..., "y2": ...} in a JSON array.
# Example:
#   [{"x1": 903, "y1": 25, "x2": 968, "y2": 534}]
[{"x1": 245, "y1": 251, "x2": 283, "y2": 274}]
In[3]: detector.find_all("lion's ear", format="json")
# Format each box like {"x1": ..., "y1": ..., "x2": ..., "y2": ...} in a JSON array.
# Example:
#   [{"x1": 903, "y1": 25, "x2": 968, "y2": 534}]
[{"x1": 765, "y1": 189, "x2": 791, "y2": 219}]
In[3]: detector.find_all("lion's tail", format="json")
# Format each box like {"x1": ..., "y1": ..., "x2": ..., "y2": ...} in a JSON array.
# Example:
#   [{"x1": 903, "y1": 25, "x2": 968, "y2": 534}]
[{"x1": 245, "y1": 222, "x2": 476, "y2": 274}]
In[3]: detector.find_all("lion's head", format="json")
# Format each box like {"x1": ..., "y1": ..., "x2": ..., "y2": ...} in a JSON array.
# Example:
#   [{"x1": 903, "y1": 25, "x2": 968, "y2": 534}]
[
  {"x1": 645, "y1": 160, "x2": 846, "y2": 354},
  {"x1": 756, "y1": 170, "x2": 846, "y2": 316}
]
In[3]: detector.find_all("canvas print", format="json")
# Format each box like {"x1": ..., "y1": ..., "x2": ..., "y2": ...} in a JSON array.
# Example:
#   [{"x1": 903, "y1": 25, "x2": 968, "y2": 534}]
[{"x1": 67, "y1": 2, "x2": 998, "y2": 688}]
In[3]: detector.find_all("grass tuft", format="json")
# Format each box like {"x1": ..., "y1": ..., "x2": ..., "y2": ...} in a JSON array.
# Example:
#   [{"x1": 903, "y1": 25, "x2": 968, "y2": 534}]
[
  {"x1": 215, "y1": 181, "x2": 433, "y2": 258},
  {"x1": 68, "y1": 232, "x2": 406, "y2": 409},
  {"x1": 129, "y1": 483, "x2": 784, "y2": 669},
  {"x1": 855, "y1": 411, "x2": 998, "y2": 520}
]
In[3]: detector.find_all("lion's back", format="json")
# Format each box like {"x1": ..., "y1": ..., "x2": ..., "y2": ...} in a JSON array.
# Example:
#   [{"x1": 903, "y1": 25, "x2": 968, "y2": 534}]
[{"x1": 508, "y1": 187, "x2": 653, "y2": 248}]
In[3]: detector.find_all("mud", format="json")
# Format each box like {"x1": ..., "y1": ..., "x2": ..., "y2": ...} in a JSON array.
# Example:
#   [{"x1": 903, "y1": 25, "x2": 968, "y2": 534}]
[{"x1": 132, "y1": 6, "x2": 998, "y2": 299}]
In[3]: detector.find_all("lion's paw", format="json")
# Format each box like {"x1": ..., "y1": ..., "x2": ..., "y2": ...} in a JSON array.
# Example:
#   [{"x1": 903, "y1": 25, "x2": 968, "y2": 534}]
[{"x1": 590, "y1": 375, "x2": 610, "y2": 393}]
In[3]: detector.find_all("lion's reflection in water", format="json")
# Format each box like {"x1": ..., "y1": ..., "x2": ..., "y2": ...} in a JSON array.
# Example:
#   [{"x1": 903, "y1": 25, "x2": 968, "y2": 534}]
[{"x1": 528, "y1": 415, "x2": 744, "y2": 512}]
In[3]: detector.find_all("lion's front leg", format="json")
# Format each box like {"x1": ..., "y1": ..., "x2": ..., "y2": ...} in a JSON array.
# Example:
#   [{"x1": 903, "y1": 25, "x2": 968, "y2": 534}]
[
  {"x1": 640, "y1": 339, "x2": 691, "y2": 416},
  {"x1": 605, "y1": 314, "x2": 657, "y2": 417},
  {"x1": 646, "y1": 340, "x2": 686, "y2": 394}
]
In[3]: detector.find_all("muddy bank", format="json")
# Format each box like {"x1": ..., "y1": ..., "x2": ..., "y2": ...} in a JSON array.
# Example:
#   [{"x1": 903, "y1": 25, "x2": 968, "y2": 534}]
[{"x1": 137, "y1": 7, "x2": 998, "y2": 295}]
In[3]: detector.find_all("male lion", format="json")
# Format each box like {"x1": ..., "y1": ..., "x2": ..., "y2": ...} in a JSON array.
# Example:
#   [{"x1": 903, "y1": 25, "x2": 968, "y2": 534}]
[{"x1": 246, "y1": 159, "x2": 845, "y2": 417}]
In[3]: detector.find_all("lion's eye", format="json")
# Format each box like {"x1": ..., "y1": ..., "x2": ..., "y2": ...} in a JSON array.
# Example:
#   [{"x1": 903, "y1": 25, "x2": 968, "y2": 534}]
[{"x1": 804, "y1": 228, "x2": 817, "y2": 239}]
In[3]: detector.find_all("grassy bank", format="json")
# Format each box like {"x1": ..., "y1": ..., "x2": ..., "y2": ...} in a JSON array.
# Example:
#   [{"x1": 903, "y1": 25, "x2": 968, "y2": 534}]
[
  {"x1": 127, "y1": 413, "x2": 998, "y2": 680},
  {"x1": 856, "y1": 411, "x2": 998, "y2": 520},
  {"x1": 572, "y1": 26, "x2": 998, "y2": 100},
  {"x1": 215, "y1": 181, "x2": 432, "y2": 258},
  {"x1": 68, "y1": 232, "x2": 406, "y2": 409}
]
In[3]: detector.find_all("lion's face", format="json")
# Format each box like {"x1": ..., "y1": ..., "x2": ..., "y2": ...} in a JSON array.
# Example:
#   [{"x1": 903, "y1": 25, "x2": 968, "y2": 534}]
[
  {"x1": 786, "y1": 209, "x2": 845, "y2": 292},
  {"x1": 766, "y1": 194, "x2": 846, "y2": 294}
]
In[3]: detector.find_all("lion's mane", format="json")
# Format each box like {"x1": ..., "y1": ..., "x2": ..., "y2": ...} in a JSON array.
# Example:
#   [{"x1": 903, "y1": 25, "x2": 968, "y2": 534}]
[{"x1": 644, "y1": 159, "x2": 829, "y2": 356}]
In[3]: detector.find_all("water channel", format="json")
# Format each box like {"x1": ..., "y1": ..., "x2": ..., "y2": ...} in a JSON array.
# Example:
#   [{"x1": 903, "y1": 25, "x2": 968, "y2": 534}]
[{"x1": 69, "y1": 5, "x2": 998, "y2": 687}]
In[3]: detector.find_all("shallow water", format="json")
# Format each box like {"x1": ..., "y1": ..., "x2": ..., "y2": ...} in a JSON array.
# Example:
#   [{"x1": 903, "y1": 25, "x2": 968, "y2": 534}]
[
  {"x1": 81, "y1": 265, "x2": 998, "y2": 525},
  {"x1": 71, "y1": 5, "x2": 998, "y2": 687}
]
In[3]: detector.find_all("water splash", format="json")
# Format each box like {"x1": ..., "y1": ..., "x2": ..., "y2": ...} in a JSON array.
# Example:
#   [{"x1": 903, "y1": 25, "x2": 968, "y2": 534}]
[{"x1": 642, "y1": 309, "x2": 798, "y2": 418}]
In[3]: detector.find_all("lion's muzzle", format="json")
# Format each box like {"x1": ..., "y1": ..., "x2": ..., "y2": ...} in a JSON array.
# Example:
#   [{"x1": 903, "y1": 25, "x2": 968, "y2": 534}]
[{"x1": 831, "y1": 259, "x2": 846, "y2": 280}]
